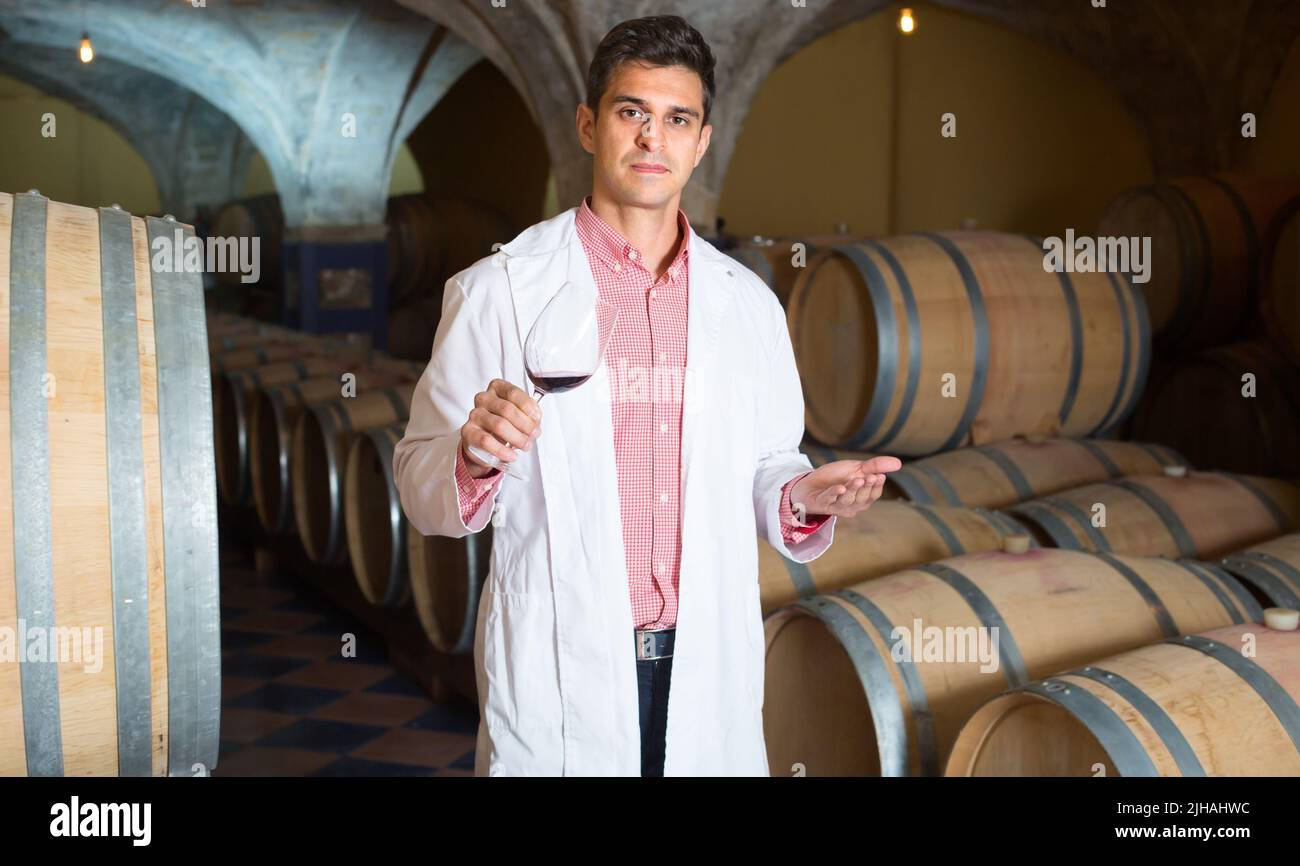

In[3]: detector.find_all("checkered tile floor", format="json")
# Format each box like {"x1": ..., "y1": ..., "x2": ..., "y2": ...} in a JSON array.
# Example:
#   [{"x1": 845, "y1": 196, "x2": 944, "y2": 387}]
[{"x1": 216, "y1": 544, "x2": 479, "y2": 776}]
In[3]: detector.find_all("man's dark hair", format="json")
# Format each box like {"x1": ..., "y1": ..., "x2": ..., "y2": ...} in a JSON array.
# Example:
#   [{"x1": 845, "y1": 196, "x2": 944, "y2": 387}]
[{"x1": 585, "y1": 15, "x2": 716, "y2": 126}]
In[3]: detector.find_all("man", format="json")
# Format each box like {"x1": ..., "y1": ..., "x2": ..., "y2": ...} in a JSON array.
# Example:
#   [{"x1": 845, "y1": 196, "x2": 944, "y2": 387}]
[{"x1": 393, "y1": 14, "x2": 901, "y2": 777}]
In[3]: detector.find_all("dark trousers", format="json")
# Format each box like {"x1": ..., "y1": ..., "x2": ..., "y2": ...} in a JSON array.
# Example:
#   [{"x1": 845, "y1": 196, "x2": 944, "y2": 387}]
[{"x1": 636, "y1": 655, "x2": 673, "y2": 777}]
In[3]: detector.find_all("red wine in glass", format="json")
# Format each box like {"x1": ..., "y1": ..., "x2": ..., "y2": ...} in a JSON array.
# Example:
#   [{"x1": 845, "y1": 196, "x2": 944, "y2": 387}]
[{"x1": 527, "y1": 370, "x2": 594, "y2": 394}]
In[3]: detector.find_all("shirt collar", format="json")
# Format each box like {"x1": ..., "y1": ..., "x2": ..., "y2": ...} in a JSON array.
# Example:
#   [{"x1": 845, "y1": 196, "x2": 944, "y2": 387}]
[{"x1": 576, "y1": 195, "x2": 691, "y2": 286}]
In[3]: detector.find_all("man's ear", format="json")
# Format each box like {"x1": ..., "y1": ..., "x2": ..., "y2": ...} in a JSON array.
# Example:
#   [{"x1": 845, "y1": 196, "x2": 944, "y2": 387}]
[
  {"x1": 576, "y1": 103, "x2": 597, "y2": 155},
  {"x1": 693, "y1": 123, "x2": 713, "y2": 168}
]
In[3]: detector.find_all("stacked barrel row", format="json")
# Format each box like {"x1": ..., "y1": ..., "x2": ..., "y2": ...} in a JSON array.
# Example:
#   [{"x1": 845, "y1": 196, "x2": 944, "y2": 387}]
[
  {"x1": 761, "y1": 439, "x2": 1300, "y2": 776},
  {"x1": 207, "y1": 311, "x2": 477, "y2": 656}
]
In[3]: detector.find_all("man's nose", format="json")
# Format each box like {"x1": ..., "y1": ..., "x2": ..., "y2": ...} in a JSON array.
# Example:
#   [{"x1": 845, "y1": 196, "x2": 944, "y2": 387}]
[{"x1": 637, "y1": 115, "x2": 663, "y2": 149}]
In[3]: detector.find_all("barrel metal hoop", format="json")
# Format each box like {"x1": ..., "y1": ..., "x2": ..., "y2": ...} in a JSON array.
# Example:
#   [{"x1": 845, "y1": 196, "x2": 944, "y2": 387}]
[
  {"x1": 860, "y1": 239, "x2": 923, "y2": 453},
  {"x1": 834, "y1": 588, "x2": 939, "y2": 776},
  {"x1": 831, "y1": 243, "x2": 898, "y2": 451},
  {"x1": 1042, "y1": 494, "x2": 1112, "y2": 552},
  {"x1": 1022, "y1": 677, "x2": 1160, "y2": 776},
  {"x1": 1220, "y1": 473, "x2": 1289, "y2": 533},
  {"x1": 1220, "y1": 555, "x2": 1300, "y2": 610},
  {"x1": 1025, "y1": 234, "x2": 1083, "y2": 430},
  {"x1": 913, "y1": 562, "x2": 1028, "y2": 687},
  {"x1": 1165, "y1": 634, "x2": 1300, "y2": 754},
  {"x1": 1006, "y1": 501, "x2": 1079, "y2": 549},
  {"x1": 1066, "y1": 665, "x2": 1205, "y2": 777},
  {"x1": 1071, "y1": 439, "x2": 1122, "y2": 478},
  {"x1": 1110, "y1": 478, "x2": 1196, "y2": 557},
  {"x1": 793, "y1": 595, "x2": 917, "y2": 777},
  {"x1": 974, "y1": 443, "x2": 1035, "y2": 502},
  {"x1": 1091, "y1": 271, "x2": 1134, "y2": 435},
  {"x1": 905, "y1": 502, "x2": 966, "y2": 557},
  {"x1": 916, "y1": 233, "x2": 989, "y2": 452},
  {"x1": 1094, "y1": 552, "x2": 1179, "y2": 639},
  {"x1": 1174, "y1": 558, "x2": 1257, "y2": 624},
  {"x1": 99, "y1": 205, "x2": 153, "y2": 775},
  {"x1": 10, "y1": 192, "x2": 64, "y2": 775},
  {"x1": 147, "y1": 215, "x2": 221, "y2": 775}
]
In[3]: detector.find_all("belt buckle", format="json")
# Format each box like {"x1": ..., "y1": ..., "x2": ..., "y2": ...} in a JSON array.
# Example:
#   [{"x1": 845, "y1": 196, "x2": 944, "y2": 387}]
[{"x1": 635, "y1": 627, "x2": 673, "y2": 660}]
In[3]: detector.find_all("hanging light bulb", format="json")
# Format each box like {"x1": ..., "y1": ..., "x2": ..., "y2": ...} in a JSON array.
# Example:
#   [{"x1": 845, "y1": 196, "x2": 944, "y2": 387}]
[
  {"x1": 79, "y1": 32, "x2": 94, "y2": 63},
  {"x1": 899, "y1": 7, "x2": 916, "y2": 34}
]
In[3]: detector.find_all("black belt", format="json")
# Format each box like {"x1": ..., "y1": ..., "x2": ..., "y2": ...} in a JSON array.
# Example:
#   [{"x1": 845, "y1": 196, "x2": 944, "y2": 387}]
[{"x1": 634, "y1": 627, "x2": 675, "y2": 660}]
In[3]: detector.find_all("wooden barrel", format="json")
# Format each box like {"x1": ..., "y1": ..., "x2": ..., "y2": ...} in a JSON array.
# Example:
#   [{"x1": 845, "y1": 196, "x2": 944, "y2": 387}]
[
  {"x1": 762, "y1": 545, "x2": 1262, "y2": 776},
  {"x1": 1006, "y1": 470, "x2": 1300, "y2": 559},
  {"x1": 291, "y1": 384, "x2": 415, "y2": 563},
  {"x1": 214, "y1": 355, "x2": 353, "y2": 506},
  {"x1": 788, "y1": 231, "x2": 1149, "y2": 454},
  {"x1": 758, "y1": 500, "x2": 1035, "y2": 614},
  {"x1": 1219, "y1": 532, "x2": 1300, "y2": 609},
  {"x1": 211, "y1": 193, "x2": 283, "y2": 294},
  {"x1": 946, "y1": 619, "x2": 1300, "y2": 776},
  {"x1": 1098, "y1": 173, "x2": 1300, "y2": 350},
  {"x1": 408, "y1": 521, "x2": 492, "y2": 655},
  {"x1": 248, "y1": 368, "x2": 413, "y2": 535},
  {"x1": 344, "y1": 423, "x2": 411, "y2": 608},
  {"x1": 732, "y1": 235, "x2": 854, "y2": 307},
  {"x1": 806, "y1": 436, "x2": 1187, "y2": 509},
  {"x1": 1260, "y1": 196, "x2": 1300, "y2": 364},
  {"x1": 0, "y1": 192, "x2": 219, "y2": 775},
  {"x1": 385, "y1": 194, "x2": 516, "y2": 308},
  {"x1": 1128, "y1": 340, "x2": 1300, "y2": 477}
]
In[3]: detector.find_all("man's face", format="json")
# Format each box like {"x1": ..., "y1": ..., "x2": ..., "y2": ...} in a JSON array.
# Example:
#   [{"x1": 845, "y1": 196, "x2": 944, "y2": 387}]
[{"x1": 577, "y1": 61, "x2": 713, "y2": 210}]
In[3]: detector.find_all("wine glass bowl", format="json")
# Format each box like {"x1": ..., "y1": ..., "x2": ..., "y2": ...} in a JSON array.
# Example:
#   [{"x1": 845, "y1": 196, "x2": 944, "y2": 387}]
[{"x1": 465, "y1": 281, "x2": 617, "y2": 481}]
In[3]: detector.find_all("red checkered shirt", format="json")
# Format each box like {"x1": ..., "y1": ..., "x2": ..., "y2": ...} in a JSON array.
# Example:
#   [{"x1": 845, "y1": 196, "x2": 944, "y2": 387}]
[{"x1": 454, "y1": 196, "x2": 829, "y2": 628}]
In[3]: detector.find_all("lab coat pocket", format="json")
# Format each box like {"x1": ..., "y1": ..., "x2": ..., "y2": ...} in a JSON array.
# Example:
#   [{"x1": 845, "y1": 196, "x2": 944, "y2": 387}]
[{"x1": 481, "y1": 589, "x2": 562, "y2": 738}]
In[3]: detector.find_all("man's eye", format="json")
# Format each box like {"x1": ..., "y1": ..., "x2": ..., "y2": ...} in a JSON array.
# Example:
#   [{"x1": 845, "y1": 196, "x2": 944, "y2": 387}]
[
  {"x1": 671, "y1": 117, "x2": 688, "y2": 126},
  {"x1": 623, "y1": 108, "x2": 643, "y2": 119}
]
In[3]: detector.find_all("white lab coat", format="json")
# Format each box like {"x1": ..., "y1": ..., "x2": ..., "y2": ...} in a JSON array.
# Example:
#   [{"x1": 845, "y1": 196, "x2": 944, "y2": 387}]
[{"x1": 392, "y1": 206, "x2": 836, "y2": 776}]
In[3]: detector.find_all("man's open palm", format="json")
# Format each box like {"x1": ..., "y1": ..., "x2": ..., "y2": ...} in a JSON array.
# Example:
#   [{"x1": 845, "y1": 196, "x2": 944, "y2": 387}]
[{"x1": 791, "y1": 456, "x2": 903, "y2": 520}]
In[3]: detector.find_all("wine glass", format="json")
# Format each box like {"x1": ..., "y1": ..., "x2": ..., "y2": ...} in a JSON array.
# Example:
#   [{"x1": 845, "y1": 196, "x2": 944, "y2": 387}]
[{"x1": 465, "y1": 281, "x2": 617, "y2": 481}]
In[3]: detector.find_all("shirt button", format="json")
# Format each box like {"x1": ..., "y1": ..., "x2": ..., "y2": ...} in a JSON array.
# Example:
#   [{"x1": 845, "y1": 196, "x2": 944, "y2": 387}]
[
  {"x1": 657, "y1": 563, "x2": 665, "y2": 574},
  {"x1": 658, "y1": 352, "x2": 667, "y2": 363},
  {"x1": 659, "y1": 493, "x2": 668, "y2": 503},
  {"x1": 649, "y1": 289, "x2": 657, "y2": 300},
  {"x1": 659, "y1": 422, "x2": 667, "y2": 433},
  {"x1": 613, "y1": 263, "x2": 622, "y2": 273}
]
